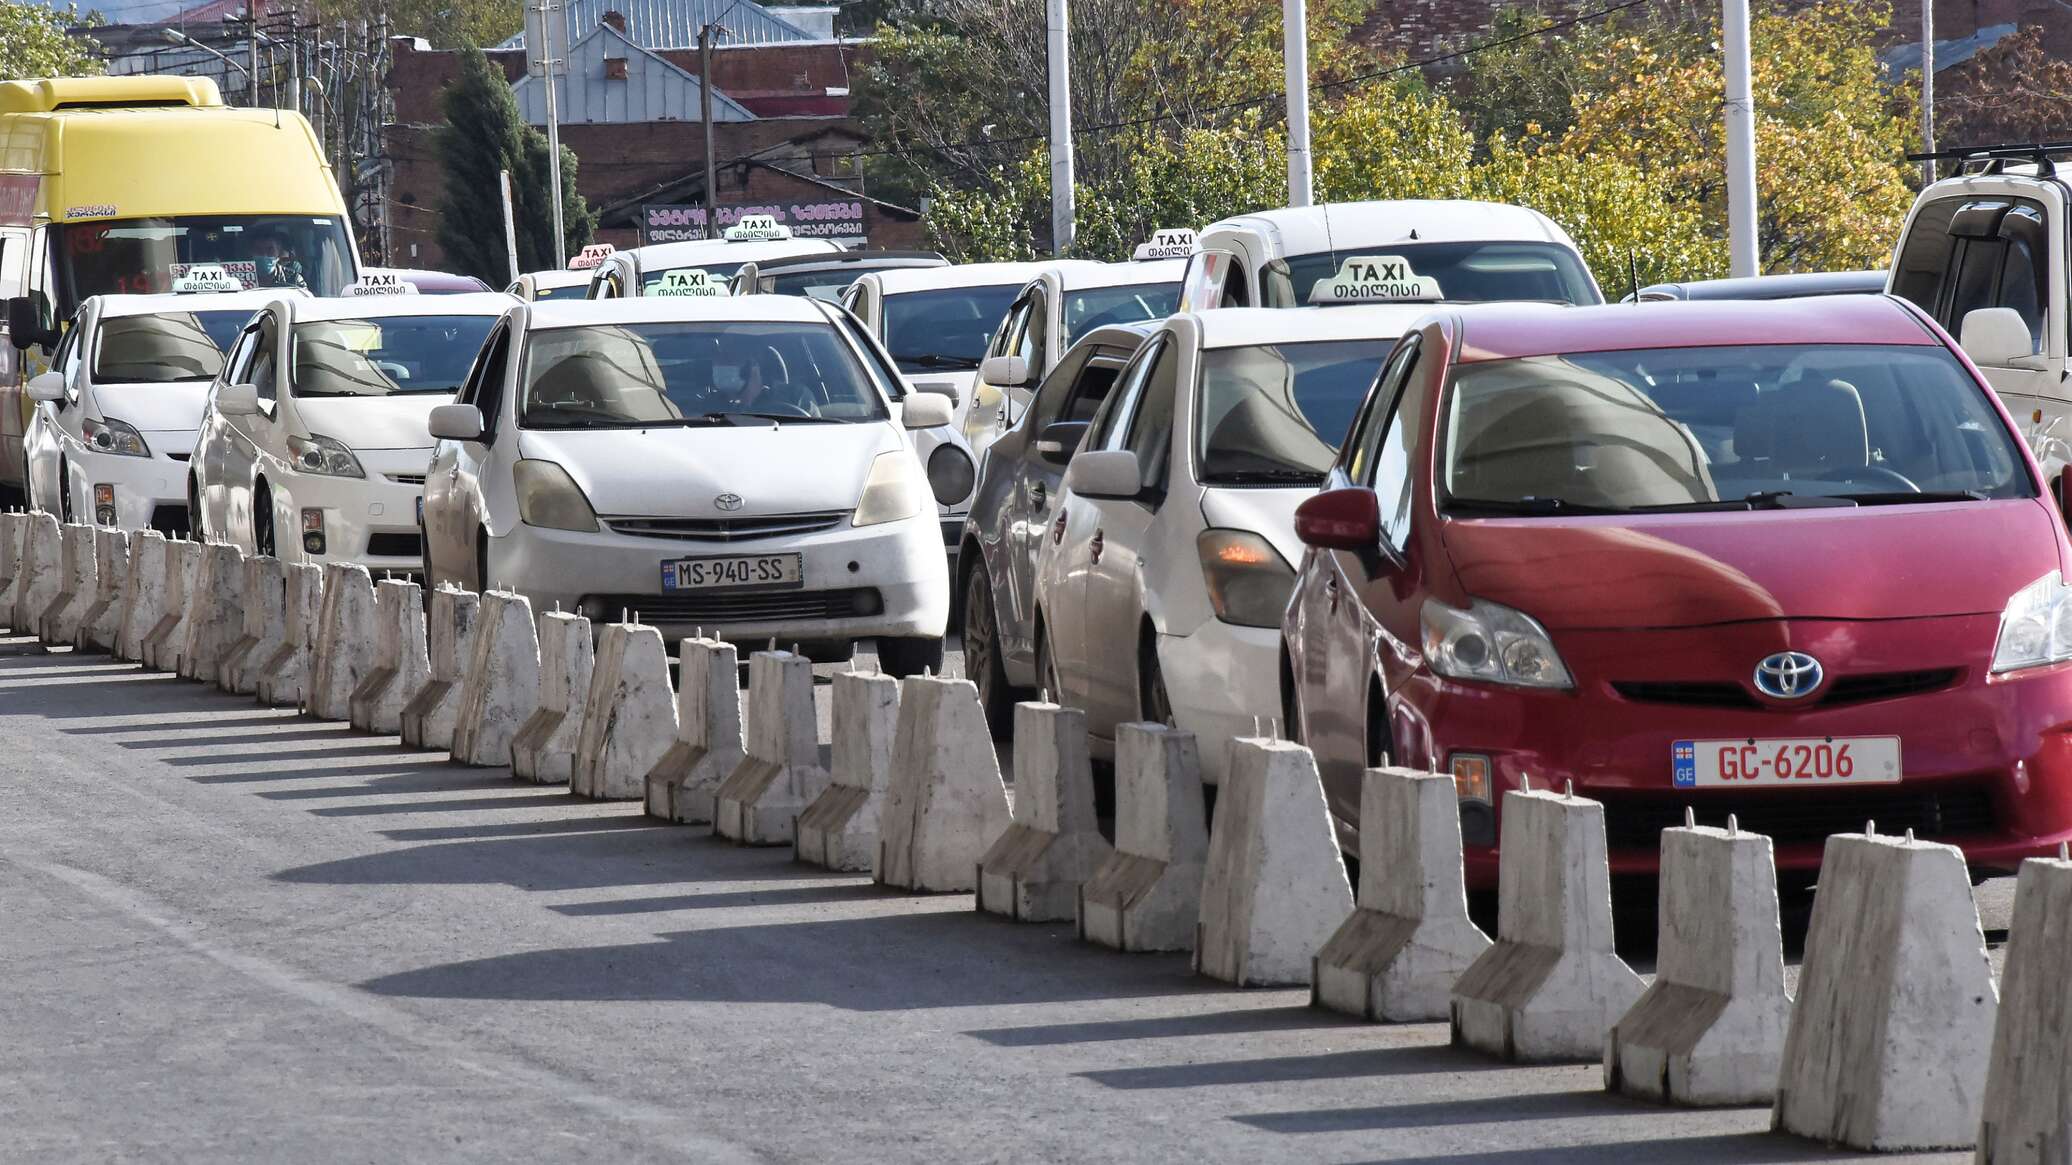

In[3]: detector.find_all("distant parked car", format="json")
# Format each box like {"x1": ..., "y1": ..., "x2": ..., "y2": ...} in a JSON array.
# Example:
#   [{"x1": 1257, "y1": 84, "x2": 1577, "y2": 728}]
[
  {"x1": 1628, "y1": 270, "x2": 1887, "y2": 302},
  {"x1": 729, "y1": 250, "x2": 948, "y2": 300},
  {"x1": 508, "y1": 269, "x2": 595, "y2": 302},
  {"x1": 587, "y1": 218, "x2": 840, "y2": 299}
]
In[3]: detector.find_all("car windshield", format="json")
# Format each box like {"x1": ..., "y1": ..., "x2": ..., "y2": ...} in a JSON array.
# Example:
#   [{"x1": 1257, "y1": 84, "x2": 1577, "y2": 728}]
[
  {"x1": 1064, "y1": 281, "x2": 1180, "y2": 343},
  {"x1": 57, "y1": 215, "x2": 356, "y2": 308},
  {"x1": 881, "y1": 285, "x2": 1020, "y2": 373},
  {"x1": 519, "y1": 320, "x2": 890, "y2": 429},
  {"x1": 291, "y1": 315, "x2": 496, "y2": 398},
  {"x1": 532, "y1": 282, "x2": 588, "y2": 301},
  {"x1": 1282, "y1": 242, "x2": 1599, "y2": 307},
  {"x1": 1441, "y1": 343, "x2": 2033, "y2": 514},
  {"x1": 92, "y1": 310, "x2": 246, "y2": 383},
  {"x1": 1196, "y1": 339, "x2": 1390, "y2": 484},
  {"x1": 766, "y1": 270, "x2": 859, "y2": 300}
]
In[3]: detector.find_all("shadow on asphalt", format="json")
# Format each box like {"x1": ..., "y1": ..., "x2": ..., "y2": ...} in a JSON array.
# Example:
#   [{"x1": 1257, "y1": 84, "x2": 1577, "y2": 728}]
[
  {"x1": 1235, "y1": 1087, "x2": 1697, "y2": 1132},
  {"x1": 1350, "y1": 1131, "x2": 1848, "y2": 1164},
  {"x1": 549, "y1": 883, "x2": 877, "y2": 915},
  {"x1": 1080, "y1": 1043, "x2": 1521, "y2": 1089},
  {"x1": 966, "y1": 1006, "x2": 1355, "y2": 1047}
]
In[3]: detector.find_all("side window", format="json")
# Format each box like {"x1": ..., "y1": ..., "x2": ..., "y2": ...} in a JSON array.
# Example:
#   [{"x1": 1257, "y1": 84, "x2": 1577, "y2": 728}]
[
  {"x1": 1996, "y1": 204, "x2": 2048, "y2": 349},
  {"x1": 840, "y1": 284, "x2": 863, "y2": 314},
  {"x1": 1890, "y1": 197, "x2": 1961, "y2": 316},
  {"x1": 474, "y1": 326, "x2": 513, "y2": 432},
  {"x1": 1347, "y1": 339, "x2": 1421, "y2": 483},
  {"x1": 50, "y1": 319, "x2": 79, "y2": 374},
  {"x1": 249, "y1": 315, "x2": 279, "y2": 404},
  {"x1": 1893, "y1": 196, "x2": 2051, "y2": 351},
  {"x1": 222, "y1": 326, "x2": 257, "y2": 388},
  {"x1": 1121, "y1": 341, "x2": 1180, "y2": 495},
  {"x1": 1028, "y1": 346, "x2": 1092, "y2": 432},
  {"x1": 1021, "y1": 292, "x2": 1050, "y2": 380},
  {"x1": 1218, "y1": 261, "x2": 1251, "y2": 308},
  {"x1": 993, "y1": 297, "x2": 1033, "y2": 363},
  {"x1": 1061, "y1": 360, "x2": 1122, "y2": 425},
  {"x1": 1087, "y1": 338, "x2": 1161, "y2": 450},
  {"x1": 1369, "y1": 346, "x2": 1430, "y2": 551}
]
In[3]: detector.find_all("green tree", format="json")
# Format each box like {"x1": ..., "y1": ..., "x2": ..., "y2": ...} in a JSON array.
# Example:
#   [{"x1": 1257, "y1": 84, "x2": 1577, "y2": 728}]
[
  {"x1": 0, "y1": 2, "x2": 102, "y2": 79},
  {"x1": 316, "y1": 0, "x2": 520, "y2": 52},
  {"x1": 435, "y1": 45, "x2": 592, "y2": 281}
]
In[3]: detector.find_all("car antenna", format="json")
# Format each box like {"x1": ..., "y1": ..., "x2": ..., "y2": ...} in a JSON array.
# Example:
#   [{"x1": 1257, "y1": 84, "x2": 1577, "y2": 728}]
[{"x1": 1626, "y1": 250, "x2": 1642, "y2": 303}]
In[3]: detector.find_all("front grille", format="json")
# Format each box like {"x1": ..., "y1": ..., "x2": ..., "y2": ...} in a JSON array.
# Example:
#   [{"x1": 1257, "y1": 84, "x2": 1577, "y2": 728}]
[
  {"x1": 386, "y1": 473, "x2": 426, "y2": 486},
  {"x1": 584, "y1": 587, "x2": 881, "y2": 624},
  {"x1": 1613, "y1": 668, "x2": 1963, "y2": 710},
  {"x1": 149, "y1": 503, "x2": 190, "y2": 537},
  {"x1": 365, "y1": 532, "x2": 421, "y2": 559},
  {"x1": 1596, "y1": 784, "x2": 1999, "y2": 850},
  {"x1": 605, "y1": 512, "x2": 849, "y2": 542}
]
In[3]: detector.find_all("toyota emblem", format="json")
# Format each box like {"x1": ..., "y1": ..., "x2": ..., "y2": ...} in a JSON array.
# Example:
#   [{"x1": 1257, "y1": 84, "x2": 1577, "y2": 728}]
[
  {"x1": 1753, "y1": 651, "x2": 1823, "y2": 700},
  {"x1": 714, "y1": 493, "x2": 744, "y2": 512}
]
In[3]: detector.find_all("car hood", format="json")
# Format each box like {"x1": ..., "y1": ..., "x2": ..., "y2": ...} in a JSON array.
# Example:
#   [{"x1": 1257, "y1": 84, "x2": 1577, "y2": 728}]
[
  {"x1": 1439, "y1": 499, "x2": 2064, "y2": 630},
  {"x1": 518, "y1": 423, "x2": 902, "y2": 517},
  {"x1": 1200, "y1": 486, "x2": 1311, "y2": 568},
  {"x1": 92, "y1": 381, "x2": 211, "y2": 434},
  {"x1": 293, "y1": 394, "x2": 450, "y2": 450}
]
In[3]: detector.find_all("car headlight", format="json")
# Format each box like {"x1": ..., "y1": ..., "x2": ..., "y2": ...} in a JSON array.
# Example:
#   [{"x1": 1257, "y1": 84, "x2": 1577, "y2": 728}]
[
  {"x1": 1197, "y1": 529, "x2": 1296, "y2": 628},
  {"x1": 82, "y1": 415, "x2": 149, "y2": 458},
  {"x1": 514, "y1": 458, "x2": 600, "y2": 532},
  {"x1": 855, "y1": 450, "x2": 925, "y2": 527},
  {"x1": 286, "y1": 432, "x2": 364, "y2": 478},
  {"x1": 926, "y1": 444, "x2": 976, "y2": 506},
  {"x1": 1992, "y1": 572, "x2": 2072, "y2": 673},
  {"x1": 1421, "y1": 597, "x2": 1573, "y2": 689}
]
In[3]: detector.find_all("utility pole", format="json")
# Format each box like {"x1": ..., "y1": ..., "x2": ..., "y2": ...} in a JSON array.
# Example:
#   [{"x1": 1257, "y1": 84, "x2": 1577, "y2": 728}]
[
  {"x1": 500, "y1": 170, "x2": 521, "y2": 282},
  {"x1": 525, "y1": 0, "x2": 569, "y2": 266},
  {"x1": 1722, "y1": 0, "x2": 1758, "y2": 277},
  {"x1": 1283, "y1": 0, "x2": 1313, "y2": 207},
  {"x1": 247, "y1": 0, "x2": 260, "y2": 107},
  {"x1": 1045, "y1": 0, "x2": 1073, "y2": 255},
  {"x1": 700, "y1": 23, "x2": 717, "y2": 240},
  {"x1": 1920, "y1": 0, "x2": 1935, "y2": 185},
  {"x1": 286, "y1": 26, "x2": 301, "y2": 115}
]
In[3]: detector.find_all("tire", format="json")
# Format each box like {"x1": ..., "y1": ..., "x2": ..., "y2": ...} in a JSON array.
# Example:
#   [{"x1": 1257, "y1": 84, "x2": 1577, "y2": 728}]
[
  {"x1": 187, "y1": 475, "x2": 205, "y2": 541},
  {"x1": 962, "y1": 564, "x2": 1018, "y2": 739},
  {"x1": 57, "y1": 460, "x2": 74, "y2": 523},
  {"x1": 475, "y1": 528, "x2": 492, "y2": 594},
  {"x1": 252, "y1": 482, "x2": 276, "y2": 558},
  {"x1": 1281, "y1": 651, "x2": 1302, "y2": 744},
  {"x1": 1139, "y1": 634, "x2": 1173, "y2": 727},
  {"x1": 1366, "y1": 685, "x2": 1392, "y2": 769},
  {"x1": 878, "y1": 635, "x2": 944, "y2": 679}
]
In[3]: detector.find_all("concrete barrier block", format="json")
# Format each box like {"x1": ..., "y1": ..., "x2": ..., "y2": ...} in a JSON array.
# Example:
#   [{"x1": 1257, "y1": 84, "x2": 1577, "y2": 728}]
[
  {"x1": 1314, "y1": 768, "x2": 1492, "y2": 1022},
  {"x1": 874, "y1": 674, "x2": 1010, "y2": 893},
  {"x1": 401, "y1": 586, "x2": 479, "y2": 751},
  {"x1": 220, "y1": 556, "x2": 285, "y2": 695},
  {"x1": 1979, "y1": 853, "x2": 2072, "y2": 1162},
  {"x1": 795, "y1": 670, "x2": 900, "y2": 871},
  {"x1": 714, "y1": 650, "x2": 827, "y2": 844},
  {"x1": 253, "y1": 563, "x2": 322, "y2": 708},
  {"x1": 308, "y1": 563, "x2": 377, "y2": 721},
  {"x1": 36, "y1": 522, "x2": 95, "y2": 647},
  {"x1": 348, "y1": 577, "x2": 428, "y2": 734},
  {"x1": 510, "y1": 609, "x2": 590, "y2": 783},
  {"x1": 11, "y1": 513, "x2": 61, "y2": 640},
  {"x1": 74, "y1": 527, "x2": 128, "y2": 654},
  {"x1": 1604, "y1": 821, "x2": 1790, "y2": 1106},
  {"x1": 178, "y1": 543, "x2": 246, "y2": 685},
  {"x1": 1193, "y1": 739, "x2": 1353, "y2": 987},
  {"x1": 977, "y1": 701, "x2": 1113, "y2": 921},
  {"x1": 140, "y1": 538, "x2": 199, "y2": 673},
  {"x1": 0, "y1": 511, "x2": 25, "y2": 627},
  {"x1": 1450, "y1": 788, "x2": 1646, "y2": 1063},
  {"x1": 1774, "y1": 831, "x2": 1997, "y2": 1151},
  {"x1": 450, "y1": 590, "x2": 541, "y2": 767},
  {"x1": 643, "y1": 635, "x2": 744, "y2": 824},
  {"x1": 1079, "y1": 723, "x2": 1210, "y2": 953},
  {"x1": 114, "y1": 529, "x2": 166, "y2": 662},
  {"x1": 571, "y1": 621, "x2": 675, "y2": 800}
]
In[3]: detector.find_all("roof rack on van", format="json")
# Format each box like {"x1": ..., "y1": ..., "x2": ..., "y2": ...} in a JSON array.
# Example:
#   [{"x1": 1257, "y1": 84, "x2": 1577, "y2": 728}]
[
  {"x1": 0, "y1": 76, "x2": 225, "y2": 115},
  {"x1": 1907, "y1": 141, "x2": 2072, "y2": 178}
]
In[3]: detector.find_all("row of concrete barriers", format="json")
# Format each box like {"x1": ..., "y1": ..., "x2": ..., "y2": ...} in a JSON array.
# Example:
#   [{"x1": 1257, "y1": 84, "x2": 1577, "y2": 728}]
[{"x1": 1, "y1": 509, "x2": 2065, "y2": 1156}]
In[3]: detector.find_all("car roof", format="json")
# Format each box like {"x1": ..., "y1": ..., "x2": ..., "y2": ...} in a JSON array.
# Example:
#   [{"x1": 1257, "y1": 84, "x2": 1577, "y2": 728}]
[
  {"x1": 365, "y1": 267, "x2": 493, "y2": 293},
  {"x1": 1053, "y1": 258, "x2": 1188, "y2": 291},
  {"x1": 874, "y1": 261, "x2": 1075, "y2": 295},
  {"x1": 1182, "y1": 304, "x2": 1436, "y2": 350},
  {"x1": 525, "y1": 293, "x2": 833, "y2": 329},
  {"x1": 751, "y1": 250, "x2": 947, "y2": 274},
  {"x1": 288, "y1": 292, "x2": 518, "y2": 322},
  {"x1": 1199, "y1": 199, "x2": 1574, "y2": 255},
  {"x1": 92, "y1": 289, "x2": 300, "y2": 317},
  {"x1": 1634, "y1": 270, "x2": 1887, "y2": 302},
  {"x1": 1450, "y1": 296, "x2": 1939, "y2": 363},
  {"x1": 623, "y1": 237, "x2": 842, "y2": 268}
]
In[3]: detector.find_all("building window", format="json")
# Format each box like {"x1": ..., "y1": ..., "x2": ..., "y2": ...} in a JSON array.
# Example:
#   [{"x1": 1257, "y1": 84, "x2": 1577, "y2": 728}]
[{"x1": 604, "y1": 57, "x2": 628, "y2": 80}]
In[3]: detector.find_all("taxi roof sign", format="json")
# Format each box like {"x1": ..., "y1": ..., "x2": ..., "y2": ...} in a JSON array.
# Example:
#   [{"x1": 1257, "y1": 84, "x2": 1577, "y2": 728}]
[
  {"x1": 172, "y1": 264, "x2": 244, "y2": 294},
  {"x1": 651, "y1": 268, "x2": 728, "y2": 297},
  {"x1": 1132, "y1": 228, "x2": 1198, "y2": 262},
  {"x1": 724, "y1": 214, "x2": 791, "y2": 243},
  {"x1": 1307, "y1": 255, "x2": 1443, "y2": 305},
  {"x1": 569, "y1": 243, "x2": 616, "y2": 270},
  {"x1": 342, "y1": 272, "x2": 419, "y2": 297}
]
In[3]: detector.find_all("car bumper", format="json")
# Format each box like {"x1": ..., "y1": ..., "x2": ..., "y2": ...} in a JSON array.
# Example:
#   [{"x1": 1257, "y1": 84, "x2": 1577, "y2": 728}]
[
  {"x1": 489, "y1": 510, "x2": 950, "y2": 647},
  {"x1": 79, "y1": 446, "x2": 189, "y2": 531},
  {"x1": 275, "y1": 450, "x2": 427, "y2": 573},
  {"x1": 1157, "y1": 620, "x2": 1283, "y2": 785}
]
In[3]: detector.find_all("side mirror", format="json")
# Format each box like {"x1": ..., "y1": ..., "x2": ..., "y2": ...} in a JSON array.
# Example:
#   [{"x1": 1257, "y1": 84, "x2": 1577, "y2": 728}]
[
  {"x1": 25, "y1": 371, "x2": 65, "y2": 403},
  {"x1": 1960, "y1": 307, "x2": 2035, "y2": 368},
  {"x1": 911, "y1": 380, "x2": 961, "y2": 407},
  {"x1": 1064, "y1": 449, "x2": 1141, "y2": 499},
  {"x1": 6, "y1": 295, "x2": 53, "y2": 351},
  {"x1": 1034, "y1": 420, "x2": 1089, "y2": 465},
  {"x1": 216, "y1": 383, "x2": 261, "y2": 417},
  {"x1": 901, "y1": 392, "x2": 953, "y2": 430},
  {"x1": 428, "y1": 402, "x2": 486, "y2": 442},
  {"x1": 1294, "y1": 487, "x2": 1381, "y2": 551},
  {"x1": 980, "y1": 354, "x2": 1031, "y2": 388}
]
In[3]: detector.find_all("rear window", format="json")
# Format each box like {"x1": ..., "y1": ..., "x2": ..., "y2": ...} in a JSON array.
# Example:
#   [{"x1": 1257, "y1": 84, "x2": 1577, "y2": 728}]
[
  {"x1": 291, "y1": 315, "x2": 496, "y2": 397},
  {"x1": 1064, "y1": 281, "x2": 1179, "y2": 343},
  {"x1": 532, "y1": 282, "x2": 587, "y2": 301},
  {"x1": 93, "y1": 311, "x2": 243, "y2": 383},
  {"x1": 1195, "y1": 339, "x2": 1390, "y2": 484},
  {"x1": 880, "y1": 285, "x2": 1020, "y2": 372},
  {"x1": 1281, "y1": 241, "x2": 1600, "y2": 307}
]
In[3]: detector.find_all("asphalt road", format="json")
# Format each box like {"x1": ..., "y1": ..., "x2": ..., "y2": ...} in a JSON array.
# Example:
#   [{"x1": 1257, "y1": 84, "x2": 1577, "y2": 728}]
[{"x1": 0, "y1": 630, "x2": 1983, "y2": 1163}]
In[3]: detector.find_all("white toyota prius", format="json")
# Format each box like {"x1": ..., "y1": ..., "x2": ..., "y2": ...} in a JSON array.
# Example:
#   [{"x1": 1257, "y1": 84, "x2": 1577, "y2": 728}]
[
  {"x1": 24, "y1": 287, "x2": 290, "y2": 533},
  {"x1": 189, "y1": 288, "x2": 514, "y2": 572},
  {"x1": 419, "y1": 295, "x2": 952, "y2": 674}
]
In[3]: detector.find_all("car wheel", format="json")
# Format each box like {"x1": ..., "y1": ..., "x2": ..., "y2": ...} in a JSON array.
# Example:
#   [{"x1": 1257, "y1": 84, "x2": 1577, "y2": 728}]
[
  {"x1": 878, "y1": 635, "x2": 944, "y2": 678},
  {"x1": 963, "y1": 564, "x2": 1017, "y2": 738},
  {"x1": 253, "y1": 482, "x2": 276, "y2": 558},
  {"x1": 187, "y1": 475, "x2": 205, "y2": 541},
  {"x1": 1139, "y1": 634, "x2": 1173, "y2": 727},
  {"x1": 57, "y1": 460, "x2": 74, "y2": 523},
  {"x1": 1366, "y1": 685, "x2": 1392, "y2": 769},
  {"x1": 1281, "y1": 651, "x2": 1302, "y2": 744},
  {"x1": 476, "y1": 527, "x2": 492, "y2": 594}
]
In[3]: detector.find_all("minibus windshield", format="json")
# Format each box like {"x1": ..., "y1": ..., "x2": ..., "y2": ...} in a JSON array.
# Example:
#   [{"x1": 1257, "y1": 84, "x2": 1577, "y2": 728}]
[{"x1": 59, "y1": 215, "x2": 355, "y2": 304}]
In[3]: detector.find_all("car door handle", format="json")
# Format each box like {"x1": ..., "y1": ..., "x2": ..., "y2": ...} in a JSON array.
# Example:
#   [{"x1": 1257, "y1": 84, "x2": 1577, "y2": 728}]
[{"x1": 1090, "y1": 529, "x2": 1104, "y2": 565}]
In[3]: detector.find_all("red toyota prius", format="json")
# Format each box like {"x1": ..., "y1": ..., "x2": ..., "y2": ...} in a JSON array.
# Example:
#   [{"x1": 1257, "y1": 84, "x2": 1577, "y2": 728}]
[{"x1": 1279, "y1": 296, "x2": 2072, "y2": 886}]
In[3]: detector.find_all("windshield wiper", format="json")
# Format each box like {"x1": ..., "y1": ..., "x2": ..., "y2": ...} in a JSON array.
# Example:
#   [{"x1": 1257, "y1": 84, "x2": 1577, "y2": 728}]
[
  {"x1": 1446, "y1": 496, "x2": 1621, "y2": 515},
  {"x1": 893, "y1": 353, "x2": 980, "y2": 371},
  {"x1": 1203, "y1": 468, "x2": 1324, "y2": 485},
  {"x1": 1831, "y1": 489, "x2": 1987, "y2": 506},
  {"x1": 714, "y1": 411, "x2": 841, "y2": 425}
]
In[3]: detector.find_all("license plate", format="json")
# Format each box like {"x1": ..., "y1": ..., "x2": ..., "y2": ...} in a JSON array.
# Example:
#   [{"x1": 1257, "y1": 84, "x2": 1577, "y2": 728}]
[
  {"x1": 1672, "y1": 737, "x2": 1901, "y2": 788},
  {"x1": 660, "y1": 552, "x2": 801, "y2": 591}
]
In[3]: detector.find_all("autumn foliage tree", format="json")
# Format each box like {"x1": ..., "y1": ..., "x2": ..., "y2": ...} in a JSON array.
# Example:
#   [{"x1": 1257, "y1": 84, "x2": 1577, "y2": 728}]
[{"x1": 0, "y1": 2, "x2": 102, "y2": 79}]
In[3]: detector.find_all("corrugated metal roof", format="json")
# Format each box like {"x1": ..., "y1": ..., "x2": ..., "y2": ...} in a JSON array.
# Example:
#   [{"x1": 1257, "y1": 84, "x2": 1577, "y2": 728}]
[
  {"x1": 498, "y1": 0, "x2": 818, "y2": 51},
  {"x1": 512, "y1": 23, "x2": 755, "y2": 125}
]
